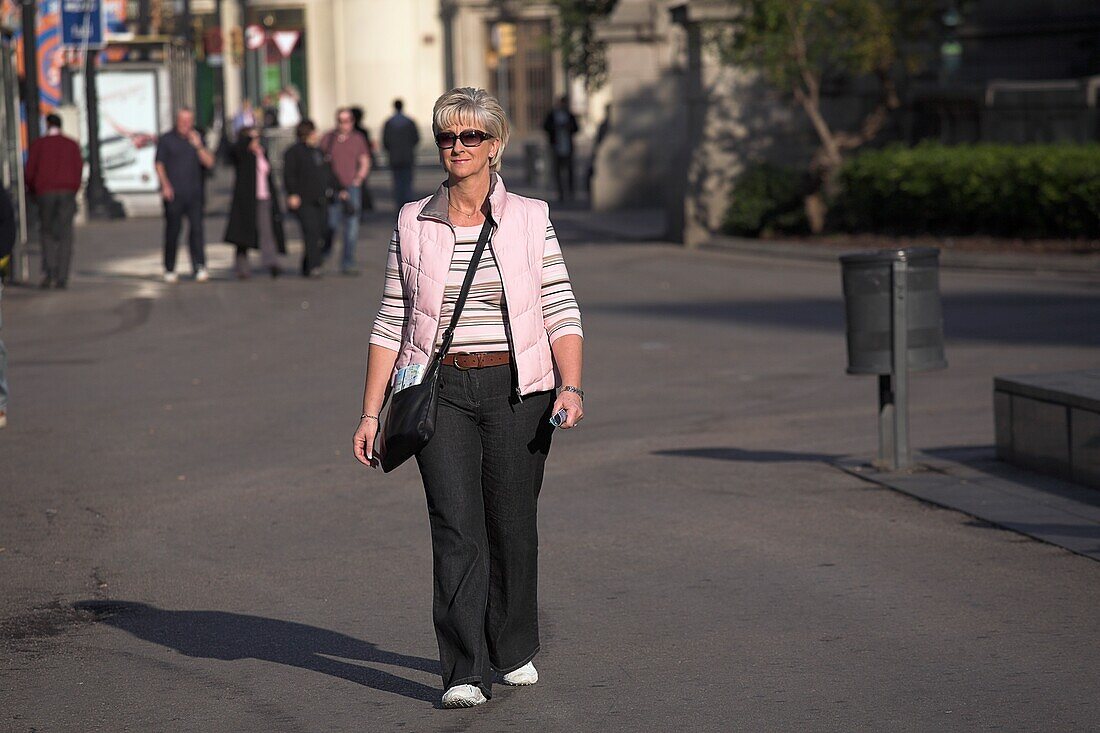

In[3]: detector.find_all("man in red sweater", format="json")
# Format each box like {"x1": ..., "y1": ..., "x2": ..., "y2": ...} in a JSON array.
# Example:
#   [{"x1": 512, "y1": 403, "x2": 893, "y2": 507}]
[{"x1": 25, "y1": 113, "x2": 84, "y2": 289}]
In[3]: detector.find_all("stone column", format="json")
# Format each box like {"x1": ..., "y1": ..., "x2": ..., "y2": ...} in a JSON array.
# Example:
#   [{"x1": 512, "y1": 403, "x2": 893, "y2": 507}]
[{"x1": 591, "y1": 0, "x2": 682, "y2": 237}]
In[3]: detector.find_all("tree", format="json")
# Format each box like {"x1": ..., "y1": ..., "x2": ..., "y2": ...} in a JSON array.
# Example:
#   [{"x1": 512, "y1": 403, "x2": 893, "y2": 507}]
[
  {"x1": 547, "y1": 0, "x2": 620, "y2": 92},
  {"x1": 710, "y1": 0, "x2": 936, "y2": 232}
]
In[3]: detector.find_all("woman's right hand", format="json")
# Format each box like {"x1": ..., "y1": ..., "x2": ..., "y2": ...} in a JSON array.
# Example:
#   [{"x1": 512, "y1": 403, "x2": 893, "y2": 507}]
[
  {"x1": 352, "y1": 416, "x2": 380, "y2": 468},
  {"x1": 286, "y1": 194, "x2": 301, "y2": 210}
]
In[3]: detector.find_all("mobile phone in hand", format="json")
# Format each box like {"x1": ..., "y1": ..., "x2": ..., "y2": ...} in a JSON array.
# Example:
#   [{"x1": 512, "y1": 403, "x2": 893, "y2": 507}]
[{"x1": 549, "y1": 408, "x2": 568, "y2": 428}]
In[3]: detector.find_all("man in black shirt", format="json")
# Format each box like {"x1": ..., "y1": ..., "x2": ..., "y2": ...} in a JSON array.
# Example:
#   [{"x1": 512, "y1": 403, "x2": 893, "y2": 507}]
[
  {"x1": 155, "y1": 108, "x2": 215, "y2": 282},
  {"x1": 284, "y1": 119, "x2": 336, "y2": 277},
  {"x1": 542, "y1": 96, "x2": 579, "y2": 203}
]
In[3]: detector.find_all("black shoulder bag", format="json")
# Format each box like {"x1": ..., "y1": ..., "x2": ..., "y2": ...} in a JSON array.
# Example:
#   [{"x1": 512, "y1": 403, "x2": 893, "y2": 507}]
[{"x1": 378, "y1": 216, "x2": 494, "y2": 472}]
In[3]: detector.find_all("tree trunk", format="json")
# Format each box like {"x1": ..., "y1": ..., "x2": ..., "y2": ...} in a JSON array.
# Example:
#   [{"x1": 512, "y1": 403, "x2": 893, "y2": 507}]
[{"x1": 803, "y1": 145, "x2": 842, "y2": 234}]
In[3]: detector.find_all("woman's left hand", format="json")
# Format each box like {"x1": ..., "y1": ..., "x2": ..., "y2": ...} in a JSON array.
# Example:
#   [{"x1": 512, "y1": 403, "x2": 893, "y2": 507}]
[{"x1": 552, "y1": 390, "x2": 584, "y2": 429}]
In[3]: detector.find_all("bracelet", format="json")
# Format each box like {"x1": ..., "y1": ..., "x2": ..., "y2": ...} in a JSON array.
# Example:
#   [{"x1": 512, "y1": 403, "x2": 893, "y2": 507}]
[
  {"x1": 560, "y1": 385, "x2": 584, "y2": 400},
  {"x1": 360, "y1": 413, "x2": 379, "y2": 421}
]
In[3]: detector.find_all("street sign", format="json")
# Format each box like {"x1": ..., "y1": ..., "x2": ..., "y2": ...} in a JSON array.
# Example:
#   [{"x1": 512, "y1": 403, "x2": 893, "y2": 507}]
[
  {"x1": 244, "y1": 24, "x2": 266, "y2": 51},
  {"x1": 271, "y1": 30, "x2": 300, "y2": 58},
  {"x1": 60, "y1": 0, "x2": 106, "y2": 49}
]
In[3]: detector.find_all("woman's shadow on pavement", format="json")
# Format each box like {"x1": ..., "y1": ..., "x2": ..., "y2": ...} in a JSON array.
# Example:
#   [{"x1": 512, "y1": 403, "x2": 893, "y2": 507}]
[{"x1": 74, "y1": 600, "x2": 440, "y2": 704}]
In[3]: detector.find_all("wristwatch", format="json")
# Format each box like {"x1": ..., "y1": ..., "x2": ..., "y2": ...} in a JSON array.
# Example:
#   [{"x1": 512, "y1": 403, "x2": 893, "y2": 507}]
[{"x1": 560, "y1": 385, "x2": 584, "y2": 400}]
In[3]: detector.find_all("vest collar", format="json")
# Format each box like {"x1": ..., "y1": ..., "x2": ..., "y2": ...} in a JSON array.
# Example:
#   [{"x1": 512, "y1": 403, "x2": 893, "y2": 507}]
[{"x1": 419, "y1": 173, "x2": 508, "y2": 226}]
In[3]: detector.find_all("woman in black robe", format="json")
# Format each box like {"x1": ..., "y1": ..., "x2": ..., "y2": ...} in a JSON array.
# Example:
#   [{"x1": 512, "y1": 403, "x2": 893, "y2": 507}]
[{"x1": 225, "y1": 127, "x2": 285, "y2": 278}]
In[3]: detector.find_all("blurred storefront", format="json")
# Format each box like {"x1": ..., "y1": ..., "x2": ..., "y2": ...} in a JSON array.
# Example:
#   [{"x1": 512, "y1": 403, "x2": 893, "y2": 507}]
[{"x1": 220, "y1": 0, "x2": 582, "y2": 148}]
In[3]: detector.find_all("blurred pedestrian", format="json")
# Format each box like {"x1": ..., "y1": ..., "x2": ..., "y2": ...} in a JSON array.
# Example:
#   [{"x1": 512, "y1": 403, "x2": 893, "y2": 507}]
[
  {"x1": 232, "y1": 99, "x2": 256, "y2": 139},
  {"x1": 155, "y1": 107, "x2": 215, "y2": 283},
  {"x1": 278, "y1": 85, "x2": 302, "y2": 128},
  {"x1": 382, "y1": 98, "x2": 420, "y2": 209},
  {"x1": 0, "y1": 179, "x2": 13, "y2": 429},
  {"x1": 225, "y1": 126, "x2": 286, "y2": 279},
  {"x1": 352, "y1": 87, "x2": 585, "y2": 709},
  {"x1": 350, "y1": 106, "x2": 376, "y2": 213},
  {"x1": 261, "y1": 94, "x2": 279, "y2": 128},
  {"x1": 542, "y1": 96, "x2": 578, "y2": 203},
  {"x1": 25, "y1": 113, "x2": 82, "y2": 289},
  {"x1": 283, "y1": 119, "x2": 334, "y2": 277},
  {"x1": 321, "y1": 108, "x2": 370, "y2": 275}
]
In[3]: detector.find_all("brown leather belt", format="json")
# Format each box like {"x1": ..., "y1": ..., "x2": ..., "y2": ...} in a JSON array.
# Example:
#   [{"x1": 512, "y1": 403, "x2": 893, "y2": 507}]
[{"x1": 442, "y1": 351, "x2": 511, "y2": 370}]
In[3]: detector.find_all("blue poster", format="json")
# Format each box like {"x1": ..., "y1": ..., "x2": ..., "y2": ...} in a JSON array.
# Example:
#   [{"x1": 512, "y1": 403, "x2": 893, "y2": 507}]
[{"x1": 60, "y1": 0, "x2": 104, "y2": 49}]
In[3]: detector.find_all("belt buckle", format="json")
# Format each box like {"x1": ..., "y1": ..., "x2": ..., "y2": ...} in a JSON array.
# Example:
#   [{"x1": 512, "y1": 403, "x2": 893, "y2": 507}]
[{"x1": 454, "y1": 354, "x2": 474, "y2": 370}]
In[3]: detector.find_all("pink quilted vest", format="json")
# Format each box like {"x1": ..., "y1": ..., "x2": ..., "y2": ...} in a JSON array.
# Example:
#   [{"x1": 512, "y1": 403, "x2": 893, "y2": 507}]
[{"x1": 391, "y1": 175, "x2": 558, "y2": 397}]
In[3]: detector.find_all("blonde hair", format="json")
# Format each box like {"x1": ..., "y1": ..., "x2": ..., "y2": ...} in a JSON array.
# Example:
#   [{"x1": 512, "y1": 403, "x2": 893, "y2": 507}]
[{"x1": 432, "y1": 87, "x2": 510, "y2": 172}]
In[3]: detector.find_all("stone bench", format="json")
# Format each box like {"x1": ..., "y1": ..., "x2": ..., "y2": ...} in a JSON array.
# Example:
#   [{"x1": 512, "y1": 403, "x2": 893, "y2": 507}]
[{"x1": 994, "y1": 370, "x2": 1100, "y2": 489}]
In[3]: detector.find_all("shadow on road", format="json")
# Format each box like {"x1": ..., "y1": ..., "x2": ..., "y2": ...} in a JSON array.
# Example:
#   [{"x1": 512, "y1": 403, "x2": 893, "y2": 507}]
[
  {"x1": 593, "y1": 292, "x2": 1100, "y2": 347},
  {"x1": 654, "y1": 447, "x2": 839, "y2": 463},
  {"x1": 73, "y1": 601, "x2": 440, "y2": 704}
]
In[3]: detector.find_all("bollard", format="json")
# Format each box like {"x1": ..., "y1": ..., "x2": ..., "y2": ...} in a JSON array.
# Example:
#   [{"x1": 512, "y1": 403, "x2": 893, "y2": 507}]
[{"x1": 840, "y1": 247, "x2": 947, "y2": 470}]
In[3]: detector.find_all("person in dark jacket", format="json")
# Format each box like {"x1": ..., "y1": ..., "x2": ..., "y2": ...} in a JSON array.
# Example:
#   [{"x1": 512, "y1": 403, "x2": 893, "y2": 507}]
[
  {"x1": 224, "y1": 127, "x2": 286, "y2": 279},
  {"x1": 382, "y1": 98, "x2": 420, "y2": 208},
  {"x1": 283, "y1": 119, "x2": 334, "y2": 277},
  {"x1": 350, "y1": 106, "x2": 376, "y2": 215},
  {"x1": 0, "y1": 180, "x2": 14, "y2": 427},
  {"x1": 25, "y1": 113, "x2": 83, "y2": 288},
  {"x1": 542, "y1": 96, "x2": 579, "y2": 203}
]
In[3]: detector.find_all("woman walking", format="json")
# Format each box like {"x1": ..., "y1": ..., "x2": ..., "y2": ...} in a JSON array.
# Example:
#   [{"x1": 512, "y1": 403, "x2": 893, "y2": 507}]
[
  {"x1": 283, "y1": 120, "x2": 334, "y2": 277},
  {"x1": 225, "y1": 126, "x2": 285, "y2": 278},
  {"x1": 351, "y1": 88, "x2": 584, "y2": 708}
]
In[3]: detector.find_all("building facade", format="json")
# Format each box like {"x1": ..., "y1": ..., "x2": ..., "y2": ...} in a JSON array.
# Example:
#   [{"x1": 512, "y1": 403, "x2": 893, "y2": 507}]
[{"x1": 215, "y1": 0, "x2": 580, "y2": 146}]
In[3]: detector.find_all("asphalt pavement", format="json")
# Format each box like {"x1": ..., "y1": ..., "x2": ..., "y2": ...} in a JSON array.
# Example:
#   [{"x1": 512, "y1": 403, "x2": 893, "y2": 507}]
[{"x1": 2, "y1": 174, "x2": 1100, "y2": 732}]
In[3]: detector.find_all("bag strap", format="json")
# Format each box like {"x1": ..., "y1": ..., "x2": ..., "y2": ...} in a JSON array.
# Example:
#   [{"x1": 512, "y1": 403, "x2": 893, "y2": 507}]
[{"x1": 436, "y1": 214, "x2": 494, "y2": 359}]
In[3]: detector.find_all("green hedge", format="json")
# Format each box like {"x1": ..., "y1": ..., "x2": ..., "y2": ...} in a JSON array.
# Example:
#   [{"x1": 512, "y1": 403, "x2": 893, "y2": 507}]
[
  {"x1": 834, "y1": 143, "x2": 1100, "y2": 238},
  {"x1": 721, "y1": 163, "x2": 808, "y2": 237},
  {"x1": 723, "y1": 144, "x2": 1100, "y2": 239}
]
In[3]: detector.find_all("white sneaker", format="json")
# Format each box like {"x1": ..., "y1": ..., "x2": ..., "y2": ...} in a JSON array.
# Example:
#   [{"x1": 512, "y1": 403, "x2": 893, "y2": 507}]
[
  {"x1": 163, "y1": 271, "x2": 179, "y2": 283},
  {"x1": 194, "y1": 267, "x2": 210, "y2": 283},
  {"x1": 502, "y1": 662, "x2": 538, "y2": 686},
  {"x1": 441, "y1": 684, "x2": 487, "y2": 708}
]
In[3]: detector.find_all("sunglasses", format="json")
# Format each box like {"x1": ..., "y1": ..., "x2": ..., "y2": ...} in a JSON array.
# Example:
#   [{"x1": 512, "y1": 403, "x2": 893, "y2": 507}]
[{"x1": 435, "y1": 129, "x2": 493, "y2": 149}]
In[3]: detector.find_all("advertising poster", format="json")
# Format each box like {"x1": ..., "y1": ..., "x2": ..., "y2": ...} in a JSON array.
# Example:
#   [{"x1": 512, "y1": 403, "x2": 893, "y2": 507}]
[{"x1": 73, "y1": 68, "x2": 160, "y2": 193}]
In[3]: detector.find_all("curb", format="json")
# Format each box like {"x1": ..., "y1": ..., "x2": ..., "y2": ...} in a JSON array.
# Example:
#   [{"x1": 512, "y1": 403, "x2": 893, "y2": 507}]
[
  {"x1": 832, "y1": 450, "x2": 1100, "y2": 562},
  {"x1": 702, "y1": 235, "x2": 1100, "y2": 277}
]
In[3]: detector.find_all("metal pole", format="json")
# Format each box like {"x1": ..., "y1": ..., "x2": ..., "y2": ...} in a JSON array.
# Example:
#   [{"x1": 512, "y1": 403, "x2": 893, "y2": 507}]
[
  {"x1": 877, "y1": 374, "x2": 895, "y2": 469},
  {"x1": 890, "y1": 259, "x2": 911, "y2": 469},
  {"x1": 239, "y1": 0, "x2": 250, "y2": 104},
  {"x1": 20, "y1": 0, "x2": 40, "y2": 145},
  {"x1": 138, "y1": 0, "x2": 150, "y2": 35},
  {"x1": 83, "y1": 49, "x2": 124, "y2": 219},
  {"x1": 178, "y1": 0, "x2": 191, "y2": 40}
]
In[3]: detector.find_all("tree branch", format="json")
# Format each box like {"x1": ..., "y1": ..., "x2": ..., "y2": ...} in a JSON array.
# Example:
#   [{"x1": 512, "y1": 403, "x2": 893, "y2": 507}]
[{"x1": 835, "y1": 69, "x2": 900, "y2": 151}]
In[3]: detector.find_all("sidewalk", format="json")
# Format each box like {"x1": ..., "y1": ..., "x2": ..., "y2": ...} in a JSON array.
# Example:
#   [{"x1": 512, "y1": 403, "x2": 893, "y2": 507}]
[
  {"x1": 704, "y1": 234, "x2": 1100, "y2": 277},
  {"x1": 837, "y1": 449, "x2": 1100, "y2": 562}
]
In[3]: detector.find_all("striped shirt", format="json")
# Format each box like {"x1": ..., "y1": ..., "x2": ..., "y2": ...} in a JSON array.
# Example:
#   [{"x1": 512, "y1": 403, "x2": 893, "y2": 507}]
[{"x1": 369, "y1": 223, "x2": 583, "y2": 353}]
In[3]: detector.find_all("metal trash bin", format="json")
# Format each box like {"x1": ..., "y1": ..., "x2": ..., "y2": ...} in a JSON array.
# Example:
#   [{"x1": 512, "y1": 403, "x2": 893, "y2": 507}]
[
  {"x1": 840, "y1": 247, "x2": 946, "y2": 374},
  {"x1": 839, "y1": 247, "x2": 947, "y2": 469}
]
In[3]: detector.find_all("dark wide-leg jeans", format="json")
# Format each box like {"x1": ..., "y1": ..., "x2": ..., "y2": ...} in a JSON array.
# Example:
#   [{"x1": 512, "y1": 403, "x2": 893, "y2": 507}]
[
  {"x1": 163, "y1": 195, "x2": 206, "y2": 274},
  {"x1": 415, "y1": 363, "x2": 555, "y2": 698}
]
